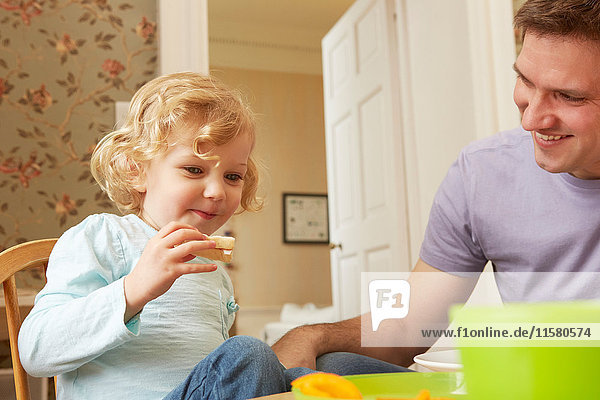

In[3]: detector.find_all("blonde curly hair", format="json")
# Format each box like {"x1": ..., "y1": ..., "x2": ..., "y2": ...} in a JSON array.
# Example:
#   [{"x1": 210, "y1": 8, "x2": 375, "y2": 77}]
[{"x1": 91, "y1": 72, "x2": 261, "y2": 215}]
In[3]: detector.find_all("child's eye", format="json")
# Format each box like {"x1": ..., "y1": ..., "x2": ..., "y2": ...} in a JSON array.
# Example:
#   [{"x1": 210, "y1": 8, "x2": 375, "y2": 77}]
[
  {"x1": 184, "y1": 166, "x2": 203, "y2": 174},
  {"x1": 225, "y1": 173, "x2": 243, "y2": 182}
]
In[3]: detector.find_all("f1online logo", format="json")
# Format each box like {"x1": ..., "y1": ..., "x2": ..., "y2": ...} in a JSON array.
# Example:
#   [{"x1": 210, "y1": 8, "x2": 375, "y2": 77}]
[{"x1": 368, "y1": 280, "x2": 410, "y2": 331}]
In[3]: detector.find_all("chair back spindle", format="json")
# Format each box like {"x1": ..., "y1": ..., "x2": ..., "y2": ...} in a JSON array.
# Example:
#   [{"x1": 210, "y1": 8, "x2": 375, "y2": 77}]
[{"x1": 0, "y1": 238, "x2": 58, "y2": 400}]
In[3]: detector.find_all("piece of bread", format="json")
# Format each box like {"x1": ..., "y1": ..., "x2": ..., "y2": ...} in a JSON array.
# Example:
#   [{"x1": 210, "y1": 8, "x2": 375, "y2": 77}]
[
  {"x1": 207, "y1": 236, "x2": 235, "y2": 250},
  {"x1": 193, "y1": 235, "x2": 235, "y2": 262}
]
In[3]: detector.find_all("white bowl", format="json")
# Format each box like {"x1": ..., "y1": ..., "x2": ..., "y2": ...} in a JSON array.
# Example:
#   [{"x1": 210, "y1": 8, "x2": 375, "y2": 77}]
[{"x1": 413, "y1": 349, "x2": 462, "y2": 372}]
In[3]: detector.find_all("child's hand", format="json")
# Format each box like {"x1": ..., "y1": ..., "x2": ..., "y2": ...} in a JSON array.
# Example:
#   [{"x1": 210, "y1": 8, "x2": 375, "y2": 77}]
[{"x1": 123, "y1": 221, "x2": 218, "y2": 322}]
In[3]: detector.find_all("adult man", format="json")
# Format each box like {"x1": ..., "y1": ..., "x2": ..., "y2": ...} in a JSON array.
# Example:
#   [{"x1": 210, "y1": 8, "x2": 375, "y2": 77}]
[{"x1": 273, "y1": 0, "x2": 600, "y2": 373}]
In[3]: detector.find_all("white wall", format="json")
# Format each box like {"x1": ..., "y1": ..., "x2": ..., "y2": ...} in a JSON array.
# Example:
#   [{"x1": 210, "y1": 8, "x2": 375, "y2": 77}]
[
  {"x1": 396, "y1": 0, "x2": 519, "y2": 263},
  {"x1": 395, "y1": 0, "x2": 518, "y2": 305}
]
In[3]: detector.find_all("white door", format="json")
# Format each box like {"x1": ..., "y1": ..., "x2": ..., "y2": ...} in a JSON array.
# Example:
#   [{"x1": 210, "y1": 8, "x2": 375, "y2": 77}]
[{"x1": 322, "y1": 0, "x2": 411, "y2": 320}]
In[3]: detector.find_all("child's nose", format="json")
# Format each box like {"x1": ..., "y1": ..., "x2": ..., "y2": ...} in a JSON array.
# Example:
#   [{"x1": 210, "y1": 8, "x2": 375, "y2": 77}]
[{"x1": 203, "y1": 176, "x2": 225, "y2": 200}]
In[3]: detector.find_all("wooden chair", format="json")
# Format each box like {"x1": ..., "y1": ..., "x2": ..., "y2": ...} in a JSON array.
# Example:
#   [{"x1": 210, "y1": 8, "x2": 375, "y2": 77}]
[{"x1": 0, "y1": 238, "x2": 57, "y2": 400}]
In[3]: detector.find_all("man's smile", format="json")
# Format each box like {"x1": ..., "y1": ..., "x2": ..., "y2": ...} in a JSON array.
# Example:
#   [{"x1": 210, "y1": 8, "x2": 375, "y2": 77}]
[
  {"x1": 533, "y1": 131, "x2": 574, "y2": 148},
  {"x1": 535, "y1": 132, "x2": 569, "y2": 141}
]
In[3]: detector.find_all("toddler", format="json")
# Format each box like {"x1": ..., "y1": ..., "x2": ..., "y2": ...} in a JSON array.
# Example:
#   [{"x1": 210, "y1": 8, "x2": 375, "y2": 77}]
[{"x1": 18, "y1": 72, "x2": 309, "y2": 399}]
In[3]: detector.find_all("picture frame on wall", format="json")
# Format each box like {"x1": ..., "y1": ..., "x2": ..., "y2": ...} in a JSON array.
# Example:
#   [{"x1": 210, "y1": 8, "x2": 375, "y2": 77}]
[{"x1": 283, "y1": 193, "x2": 329, "y2": 244}]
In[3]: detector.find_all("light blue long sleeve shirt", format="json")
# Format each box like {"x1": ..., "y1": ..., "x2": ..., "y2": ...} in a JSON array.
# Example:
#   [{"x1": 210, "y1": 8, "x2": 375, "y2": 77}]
[{"x1": 18, "y1": 213, "x2": 237, "y2": 399}]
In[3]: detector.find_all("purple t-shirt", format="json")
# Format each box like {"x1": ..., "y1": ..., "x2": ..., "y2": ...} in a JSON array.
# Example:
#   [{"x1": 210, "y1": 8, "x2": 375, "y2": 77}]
[{"x1": 420, "y1": 127, "x2": 600, "y2": 302}]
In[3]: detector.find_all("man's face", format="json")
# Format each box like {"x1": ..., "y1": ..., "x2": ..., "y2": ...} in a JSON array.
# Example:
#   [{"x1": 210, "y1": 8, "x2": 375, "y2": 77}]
[{"x1": 513, "y1": 33, "x2": 600, "y2": 179}]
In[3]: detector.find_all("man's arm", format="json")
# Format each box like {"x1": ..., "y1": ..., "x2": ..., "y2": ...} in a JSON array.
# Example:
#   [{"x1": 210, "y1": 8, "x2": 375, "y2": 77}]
[{"x1": 272, "y1": 258, "x2": 478, "y2": 369}]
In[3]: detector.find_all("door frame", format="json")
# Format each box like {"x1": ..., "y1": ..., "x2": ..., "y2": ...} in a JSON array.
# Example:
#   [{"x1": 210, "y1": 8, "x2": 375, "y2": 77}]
[{"x1": 157, "y1": 0, "x2": 209, "y2": 75}]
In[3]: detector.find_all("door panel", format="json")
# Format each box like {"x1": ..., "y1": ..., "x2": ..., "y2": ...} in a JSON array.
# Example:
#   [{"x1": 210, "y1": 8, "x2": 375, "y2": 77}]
[
  {"x1": 323, "y1": 0, "x2": 411, "y2": 320},
  {"x1": 339, "y1": 254, "x2": 360, "y2": 319},
  {"x1": 356, "y1": 3, "x2": 381, "y2": 68},
  {"x1": 331, "y1": 115, "x2": 357, "y2": 228},
  {"x1": 329, "y1": 37, "x2": 351, "y2": 98},
  {"x1": 366, "y1": 247, "x2": 393, "y2": 273},
  {"x1": 358, "y1": 88, "x2": 387, "y2": 214}
]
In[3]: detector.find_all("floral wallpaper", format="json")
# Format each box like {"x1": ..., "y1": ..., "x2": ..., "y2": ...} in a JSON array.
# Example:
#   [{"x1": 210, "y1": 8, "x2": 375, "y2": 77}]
[
  {"x1": 0, "y1": 0, "x2": 157, "y2": 385},
  {"x1": 0, "y1": 0, "x2": 157, "y2": 253}
]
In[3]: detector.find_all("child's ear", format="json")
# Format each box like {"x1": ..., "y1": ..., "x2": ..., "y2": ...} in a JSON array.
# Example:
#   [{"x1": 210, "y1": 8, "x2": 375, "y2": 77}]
[
  {"x1": 127, "y1": 159, "x2": 146, "y2": 193},
  {"x1": 132, "y1": 180, "x2": 146, "y2": 193}
]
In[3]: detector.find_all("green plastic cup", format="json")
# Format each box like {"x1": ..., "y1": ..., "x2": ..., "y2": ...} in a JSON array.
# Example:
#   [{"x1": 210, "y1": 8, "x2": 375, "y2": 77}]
[{"x1": 451, "y1": 301, "x2": 600, "y2": 399}]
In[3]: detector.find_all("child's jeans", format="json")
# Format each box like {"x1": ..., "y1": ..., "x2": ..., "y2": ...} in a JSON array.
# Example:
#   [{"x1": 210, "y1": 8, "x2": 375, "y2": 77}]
[
  {"x1": 163, "y1": 335, "x2": 313, "y2": 400},
  {"x1": 163, "y1": 335, "x2": 413, "y2": 400}
]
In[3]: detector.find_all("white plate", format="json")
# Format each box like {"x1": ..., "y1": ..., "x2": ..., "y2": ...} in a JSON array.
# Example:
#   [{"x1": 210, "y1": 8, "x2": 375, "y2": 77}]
[{"x1": 413, "y1": 349, "x2": 462, "y2": 372}]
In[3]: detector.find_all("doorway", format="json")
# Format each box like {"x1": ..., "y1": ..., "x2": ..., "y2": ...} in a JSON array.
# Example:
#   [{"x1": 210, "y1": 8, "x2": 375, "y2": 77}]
[{"x1": 206, "y1": 0, "x2": 353, "y2": 336}]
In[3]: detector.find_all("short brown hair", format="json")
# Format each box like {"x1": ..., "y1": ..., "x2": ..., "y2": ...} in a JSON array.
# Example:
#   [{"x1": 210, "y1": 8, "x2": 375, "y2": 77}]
[
  {"x1": 91, "y1": 72, "x2": 262, "y2": 214},
  {"x1": 514, "y1": 0, "x2": 600, "y2": 41}
]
